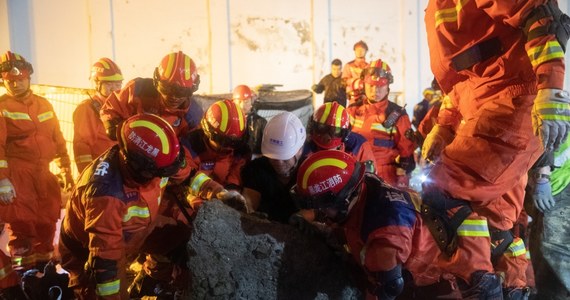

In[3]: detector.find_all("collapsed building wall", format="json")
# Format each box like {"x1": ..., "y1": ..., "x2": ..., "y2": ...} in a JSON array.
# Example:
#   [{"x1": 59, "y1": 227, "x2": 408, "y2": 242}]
[{"x1": 187, "y1": 201, "x2": 361, "y2": 300}]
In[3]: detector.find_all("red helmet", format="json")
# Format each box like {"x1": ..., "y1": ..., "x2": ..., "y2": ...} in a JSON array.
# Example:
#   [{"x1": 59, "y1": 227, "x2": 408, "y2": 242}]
[
  {"x1": 232, "y1": 85, "x2": 256, "y2": 102},
  {"x1": 0, "y1": 51, "x2": 33, "y2": 80},
  {"x1": 201, "y1": 99, "x2": 246, "y2": 149},
  {"x1": 292, "y1": 150, "x2": 365, "y2": 215},
  {"x1": 118, "y1": 113, "x2": 184, "y2": 178},
  {"x1": 363, "y1": 59, "x2": 393, "y2": 87},
  {"x1": 90, "y1": 57, "x2": 123, "y2": 82},
  {"x1": 153, "y1": 51, "x2": 200, "y2": 97},
  {"x1": 309, "y1": 102, "x2": 351, "y2": 149}
]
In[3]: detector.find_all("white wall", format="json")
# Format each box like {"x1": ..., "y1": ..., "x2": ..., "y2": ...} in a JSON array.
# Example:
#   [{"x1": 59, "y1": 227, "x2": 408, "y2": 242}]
[{"x1": 4, "y1": 0, "x2": 569, "y2": 113}]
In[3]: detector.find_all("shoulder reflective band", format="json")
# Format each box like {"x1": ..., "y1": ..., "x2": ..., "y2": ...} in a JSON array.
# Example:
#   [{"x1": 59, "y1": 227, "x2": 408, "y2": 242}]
[{"x1": 190, "y1": 173, "x2": 212, "y2": 195}]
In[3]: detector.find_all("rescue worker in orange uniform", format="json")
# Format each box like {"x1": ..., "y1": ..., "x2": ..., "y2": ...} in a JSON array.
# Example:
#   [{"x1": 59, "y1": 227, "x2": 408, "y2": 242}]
[
  {"x1": 100, "y1": 51, "x2": 201, "y2": 139},
  {"x1": 342, "y1": 40, "x2": 369, "y2": 104},
  {"x1": 347, "y1": 59, "x2": 415, "y2": 189},
  {"x1": 232, "y1": 84, "x2": 267, "y2": 156},
  {"x1": 181, "y1": 99, "x2": 250, "y2": 210},
  {"x1": 59, "y1": 114, "x2": 188, "y2": 299},
  {"x1": 302, "y1": 102, "x2": 375, "y2": 165},
  {"x1": 422, "y1": 1, "x2": 570, "y2": 298},
  {"x1": 0, "y1": 51, "x2": 74, "y2": 273},
  {"x1": 291, "y1": 150, "x2": 501, "y2": 300},
  {"x1": 73, "y1": 58, "x2": 123, "y2": 173}
]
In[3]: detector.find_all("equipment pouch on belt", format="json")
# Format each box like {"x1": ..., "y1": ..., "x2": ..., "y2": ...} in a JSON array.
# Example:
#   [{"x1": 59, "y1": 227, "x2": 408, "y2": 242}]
[{"x1": 420, "y1": 190, "x2": 473, "y2": 257}]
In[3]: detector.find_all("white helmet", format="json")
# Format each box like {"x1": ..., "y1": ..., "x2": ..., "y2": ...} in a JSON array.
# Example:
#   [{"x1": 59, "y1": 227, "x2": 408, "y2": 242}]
[{"x1": 262, "y1": 112, "x2": 306, "y2": 160}]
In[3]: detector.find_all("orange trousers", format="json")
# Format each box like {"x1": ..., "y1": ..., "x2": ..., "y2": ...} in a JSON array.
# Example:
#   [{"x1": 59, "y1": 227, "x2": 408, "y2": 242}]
[
  {"x1": 425, "y1": 94, "x2": 540, "y2": 288},
  {"x1": 0, "y1": 159, "x2": 61, "y2": 271}
]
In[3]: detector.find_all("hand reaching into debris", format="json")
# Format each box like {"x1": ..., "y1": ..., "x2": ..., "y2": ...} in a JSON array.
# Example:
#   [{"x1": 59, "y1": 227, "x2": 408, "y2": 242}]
[
  {"x1": 216, "y1": 189, "x2": 249, "y2": 212},
  {"x1": 288, "y1": 213, "x2": 322, "y2": 236}
]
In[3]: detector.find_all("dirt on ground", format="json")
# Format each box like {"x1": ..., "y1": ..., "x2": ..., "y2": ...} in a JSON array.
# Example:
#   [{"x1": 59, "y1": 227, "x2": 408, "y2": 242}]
[{"x1": 186, "y1": 200, "x2": 361, "y2": 300}]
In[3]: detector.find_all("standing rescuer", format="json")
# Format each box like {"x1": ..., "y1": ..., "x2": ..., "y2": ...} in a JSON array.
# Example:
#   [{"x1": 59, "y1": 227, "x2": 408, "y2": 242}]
[
  {"x1": 0, "y1": 51, "x2": 74, "y2": 276},
  {"x1": 423, "y1": 0, "x2": 570, "y2": 298},
  {"x1": 60, "y1": 113, "x2": 187, "y2": 299},
  {"x1": 73, "y1": 57, "x2": 123, "y2": 173},
  {"x1": 347, "y1": 59, "x2": 415, "y2": 189}
]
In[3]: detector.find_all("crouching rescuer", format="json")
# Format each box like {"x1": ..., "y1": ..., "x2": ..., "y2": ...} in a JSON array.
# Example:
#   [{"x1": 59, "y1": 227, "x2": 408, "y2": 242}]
[
  {"x1": 289, "y1": 150, "x2": 511, "y2": 299},
  {"x1": 59, "y1": 114, "x2": 188, "y2": 299}
]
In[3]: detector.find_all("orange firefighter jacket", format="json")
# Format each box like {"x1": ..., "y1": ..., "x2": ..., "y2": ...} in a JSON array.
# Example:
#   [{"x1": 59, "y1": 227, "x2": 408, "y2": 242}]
[
  {"x1": 347, "y1": 99, "x2": 415, "y2": 185},
  {"x1": 0, "y1": 92, "x2": 71, "y2": 180},
  {"x1": 100, "y1": 78, "x2": 190, "y2": 136},
  {"x1": 426, "y1": 0, "x2": 565, "y2": 128},
  {"x1": 181, "y1": 129, "x2": 251, "y2": 205},
  {"x1": 73, "y1": 94, "x2": 116, "y2": 173}
]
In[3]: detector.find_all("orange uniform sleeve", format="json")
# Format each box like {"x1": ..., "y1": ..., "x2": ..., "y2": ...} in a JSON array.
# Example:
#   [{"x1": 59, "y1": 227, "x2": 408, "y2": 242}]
[
  {"x1": 100, "y1": 80, "x2": 141, "y2": 124},
  {"x1": 395, "y1": 115, "x2": 415, "y2": 159},
  {"x1": 84, "y1": 195, "x2": 125, "y2": 261},
  {"x1": 0, "y1": 103, "x2": 8, "y2": 180}
]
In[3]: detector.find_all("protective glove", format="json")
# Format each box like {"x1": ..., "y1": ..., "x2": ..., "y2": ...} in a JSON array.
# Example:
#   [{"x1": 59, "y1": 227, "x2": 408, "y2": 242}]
[
  {"x1": 421, "y1": 124, "x2": 455, "y2": 163},
  {"x1": 216, "y1": 189, "x2": 248, "y2": 212},
  {"x1": 288, "y1": 213, "x2": 320, "y2": 236},
  {"x1": 0, "y1": 178, "x2": 16, "y2": 205},
  {"x1": 532, "y1": 89, "x2": 570, "y2": 152},
  {"x1": 532, "y1": 178, "x2": 555, "y2": 213},
  {"x1": 60, "y1": 168, "x2": 75, "y2": 192}
]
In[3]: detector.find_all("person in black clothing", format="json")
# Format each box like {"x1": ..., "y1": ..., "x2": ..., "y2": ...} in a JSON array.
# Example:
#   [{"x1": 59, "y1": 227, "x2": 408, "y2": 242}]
[
  {"x1": 412, "y1": 78, "x2": 441, "y2": 129},
  {"x1": 241, "y1": 112, "x2": 307, "y2": 223},
  {"x1": 312, "y1": 59, "x2": 347, "y2": 106}
]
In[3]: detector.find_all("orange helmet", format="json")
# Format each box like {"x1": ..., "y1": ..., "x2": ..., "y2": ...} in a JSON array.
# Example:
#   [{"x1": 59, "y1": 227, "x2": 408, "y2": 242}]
[
  {"x1": 90, "y1": 57, "x2": 123, "y2": 82},
  {"x1": 232, "y1": 85, "x2": 256, "y2": 102},
  {"x1": 363, "y1": 59, "x2": 393, "y2": 87},
  {"x1": 309, "y1": 102, "x2": 351, "y2": 149},
  {"x1": 291, "y1": 150, "x2": 365, "y2": 218},
  {"x1": 0, "y1": 51, "x2": 33, "y2": 80},
  {"x1": 118, "y1": 113, "x2": 184, "y2": 179},
  {"x1": 153, "y1": 51, "x2": 200, "y2": 97},
  {"x1": 201, "y1": 99, "x2": 246, "y2": 149}
]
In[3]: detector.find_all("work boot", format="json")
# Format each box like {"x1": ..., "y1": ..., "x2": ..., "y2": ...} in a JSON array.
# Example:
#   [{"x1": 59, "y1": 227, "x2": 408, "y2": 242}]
[
  {"x1": 0, "y1": 285, "x2": 28, "y2": 300},
  {"x1": 459, "y1": 270, "x2": 503, "y2": 300},
  {"x1": 503, "y1": 287, "x2": 530, "y2": 300}
]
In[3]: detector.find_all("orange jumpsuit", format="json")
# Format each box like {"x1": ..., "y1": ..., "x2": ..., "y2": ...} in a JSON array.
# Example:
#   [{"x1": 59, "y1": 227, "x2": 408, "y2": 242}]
[
  {"x1": 181, "y1": 129, "x2": 251, "y2": 208},
  {"x1": 100, "y1": 78, "x2": 191, "y2": 136},
  {"x1": 73, "y1": 94, "x2": 116, "y2": 174},
  {"x1": 59, "y1": 146, "x2": 190, "y2": 299},
  {"x1": 0, "y1": 92, "x2": 70, "y2": 271},
  {"x1": 425, "y1": 0, "x2": 565, "y2": 288},
  {"x1": 347, "y1": 100, "x2": 415, "y2": 186}
]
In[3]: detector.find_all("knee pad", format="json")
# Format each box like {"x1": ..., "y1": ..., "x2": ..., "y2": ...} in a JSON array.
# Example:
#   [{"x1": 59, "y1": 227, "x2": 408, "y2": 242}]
[{"x1": 372, "y1": 265, "x2": 404, "y2": 300}]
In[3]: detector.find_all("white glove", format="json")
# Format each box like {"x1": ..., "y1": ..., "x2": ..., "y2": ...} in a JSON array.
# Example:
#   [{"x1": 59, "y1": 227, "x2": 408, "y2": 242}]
[
  {"x1": 532, "y1": 89, "x2": 570, "y2": 152},
  {"x1": 0, "y1": 178, "x2": 16, "y2": 205},
  {"x1": 216, "y1": 189, "x2": 249, "y2": 212},
  {"x1": 421, "y1": 124, "x2": 455, "y2": 163}
]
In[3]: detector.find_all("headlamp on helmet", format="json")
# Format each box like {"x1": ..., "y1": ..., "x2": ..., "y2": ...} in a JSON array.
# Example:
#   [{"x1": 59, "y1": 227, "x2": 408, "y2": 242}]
[
  {"x1": 0, "y1": 51, "x2": 33, "y2": 80},
  {"x1": 153, "y1": 51, "x2": 200, "y2": 98},
  {"x1": 363, "y1": 59, "x2": 393, "y2": 87}
]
